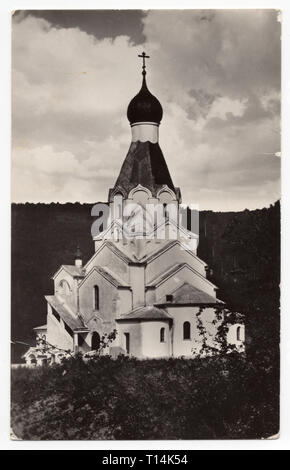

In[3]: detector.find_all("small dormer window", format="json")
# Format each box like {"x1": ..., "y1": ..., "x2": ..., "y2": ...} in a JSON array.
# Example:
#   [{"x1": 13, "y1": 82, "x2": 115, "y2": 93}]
[{"x1": 166, "y1": 294, "x2": 173, "y2": 302}]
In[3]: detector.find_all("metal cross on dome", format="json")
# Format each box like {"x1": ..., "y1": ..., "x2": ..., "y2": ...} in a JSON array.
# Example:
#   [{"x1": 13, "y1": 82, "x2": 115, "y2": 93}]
[{"x1": 138, "y1": 51, "x2": 150, "y2": 75}]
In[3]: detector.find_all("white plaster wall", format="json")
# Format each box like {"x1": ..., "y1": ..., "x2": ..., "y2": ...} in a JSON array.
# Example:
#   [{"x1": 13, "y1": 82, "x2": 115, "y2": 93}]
[
  {"x1": 54, "y1": 269, "x2": 78, "y2": 312},
  {"x1": 117, "y1": 289, "x2": 133, "y2": 315},
  {"x1": 79, "y1": 269, "x2": 132, "y2": 330},
  {"x1": 153, "y1": 266, "x2": 216, "y2": 303},
  {"x1": 129, "y1": 265, "x2": 145, "y2": 308},
  {"x1": 141, "y1": 321, "x2": 170, "y2": 358},
  {"x1": 166, "y1": 306, "x2": 221, "y2": 357},
  {"x1": 131, "y1": 123, "x2": 159, "y2": 143},
  {"x1": 145, "y1": 288, "x2": 157, "y2": 305},
  {"x1": 116, "y1": 321, "x2": 142, "y2": 356}
]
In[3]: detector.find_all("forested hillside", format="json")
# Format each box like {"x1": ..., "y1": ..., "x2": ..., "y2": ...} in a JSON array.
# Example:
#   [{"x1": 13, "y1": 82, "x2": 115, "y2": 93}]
[{"x1": 11, "y1": 201, "x2": 280, "y2": 363}]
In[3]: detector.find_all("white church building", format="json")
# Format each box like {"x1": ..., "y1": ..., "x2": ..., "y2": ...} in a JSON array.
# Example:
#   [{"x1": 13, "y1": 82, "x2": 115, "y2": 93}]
[{"x1": 25, "y1": 54, "x2": 244, "y2": 365}]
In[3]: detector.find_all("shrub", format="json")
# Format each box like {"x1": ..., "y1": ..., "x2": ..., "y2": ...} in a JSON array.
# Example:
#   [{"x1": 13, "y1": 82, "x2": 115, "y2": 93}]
[{"x1": 11, "y1": 352, "x2": 279, "y2": 440}]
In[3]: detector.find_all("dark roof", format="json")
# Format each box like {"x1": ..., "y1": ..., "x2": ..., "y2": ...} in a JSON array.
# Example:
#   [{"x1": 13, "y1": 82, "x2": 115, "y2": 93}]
[
  {"x1": 117, "y1": 305, "x2": 172, "y2": 321},
  {"x1": 53, "y1": 265, "x2": 85, "y2": 279},
  {"x1": 159, "y1": 282, "x2": 222, "y2": 305},
  {"x1": 62, "y1": 265, "x2": 86, "y2": 277},
  {"x1": 45, "y1": 295, "x2": 85, "y2": 331},
  {"x1": 127, "y1": 75, "x2": 163, "y2": 125},
  {"x1": 110, "y1": 141, "x2": 178, "y2": 199}
]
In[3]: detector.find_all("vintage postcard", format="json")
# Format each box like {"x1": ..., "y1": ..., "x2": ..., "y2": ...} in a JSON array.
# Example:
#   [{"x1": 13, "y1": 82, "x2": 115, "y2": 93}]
[{"x1": 11, "y1": 9, "x2": 280, "y2": 441}]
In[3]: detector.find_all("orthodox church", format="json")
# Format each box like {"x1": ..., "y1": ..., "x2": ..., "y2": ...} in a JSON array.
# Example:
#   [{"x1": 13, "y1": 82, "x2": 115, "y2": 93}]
[{"x1": 24, "y1": 54, "x2": 244, "y2": 365}]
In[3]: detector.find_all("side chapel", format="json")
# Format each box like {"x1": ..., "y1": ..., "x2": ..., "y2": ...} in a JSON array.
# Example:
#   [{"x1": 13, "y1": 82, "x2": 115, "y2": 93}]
[{"x1": 24, "y1": 54, "x2": 244, "y2": 365}]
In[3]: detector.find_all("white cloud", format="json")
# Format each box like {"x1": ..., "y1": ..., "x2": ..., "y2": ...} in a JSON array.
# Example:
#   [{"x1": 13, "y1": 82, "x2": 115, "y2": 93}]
[
  {"x1": 207, "y1": 97, "x2": 246, "y2": 120},
  {"x1": 12, "y1": 11, "x2": 280, "y2": 210}
]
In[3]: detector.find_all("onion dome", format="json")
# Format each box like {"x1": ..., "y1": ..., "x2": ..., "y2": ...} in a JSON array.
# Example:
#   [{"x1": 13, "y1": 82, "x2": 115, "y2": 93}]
[
  {"x1": 127, "y1": 52, "x2": 163, "y2": 125},
  {"x1": 108, "y1": 53, "x2": 182, "y2": 203}
]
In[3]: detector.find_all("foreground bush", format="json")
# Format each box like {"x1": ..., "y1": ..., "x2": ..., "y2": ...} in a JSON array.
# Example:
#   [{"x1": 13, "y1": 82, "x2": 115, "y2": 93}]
[{"x1": 11, "y1": 351, "x2": 279, "y2": 440}]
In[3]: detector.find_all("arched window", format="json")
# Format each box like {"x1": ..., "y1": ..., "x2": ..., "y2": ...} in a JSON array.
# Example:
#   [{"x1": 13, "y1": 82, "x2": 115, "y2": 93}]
[
  {"x1": 183, "y1": 321, "x2": 191, "y2": 340},
  {"x1": 124, "y1": 332, "x2": 130, "y2": 354},
  {"x1": 163, "y1": 203, "x2": 168, "y2": 219},
  {"x1": 94, "y1": 285, "x2": 99, "y2": 310},
  {"x1": 237, "y1": 326, "x2": 241, "y2": 341},
  {"x1": 160, "y1": 327, "x2": 165, "y2": 343},
  {"x1": 91, "y1": 332, "x2": 100, "y2": 351},
  {"x1": 59, "y1": 279, "x2": 70, "y2": 296},
  {"x1": 29, "y1": 354, "x2": 36, "y2": 365}
]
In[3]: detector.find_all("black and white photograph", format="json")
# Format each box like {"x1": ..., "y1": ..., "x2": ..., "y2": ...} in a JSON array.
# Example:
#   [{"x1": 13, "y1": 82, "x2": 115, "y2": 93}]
[{"x1": 10, "y1": 8, "x2": 281, "y2": 442}]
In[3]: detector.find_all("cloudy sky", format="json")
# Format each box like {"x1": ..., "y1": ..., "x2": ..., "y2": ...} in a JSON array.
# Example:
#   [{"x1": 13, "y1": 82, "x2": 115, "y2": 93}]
[{"x1": 12, "y1": 9, "x2": 281, "y2": 211}]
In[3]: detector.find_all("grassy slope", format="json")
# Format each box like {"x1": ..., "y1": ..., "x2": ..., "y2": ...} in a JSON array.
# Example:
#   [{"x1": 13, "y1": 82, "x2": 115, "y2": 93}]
[{"x1": 11, "y1": 353, "x2": 279, "y2": 440}]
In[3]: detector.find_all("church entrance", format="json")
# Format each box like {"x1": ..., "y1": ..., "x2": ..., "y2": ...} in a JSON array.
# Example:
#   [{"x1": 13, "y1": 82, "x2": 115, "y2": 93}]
[{"x1": 91, "y1": 332, "x2": 100, "y2": 351}]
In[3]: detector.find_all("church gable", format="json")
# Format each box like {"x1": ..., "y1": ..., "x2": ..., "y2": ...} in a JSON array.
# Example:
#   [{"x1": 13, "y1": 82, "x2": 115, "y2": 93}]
[
  {"x1": 146, "y1": 262, "x2": 217, "y2": 304},
  {"x1": 157, "y1": 282, "x2": 222, "y2": 305},
  {"x1": 53, "y1": 266, "x2": 80, "y2": 313},
  {"x1": 145, "y1": 240, "x2": 207, "y2": 283},
  {"x1": 53, "y1": 265, "x2": 85, "y2": 279},
  {"x1": 85, "y1": 241, "x2": 131, "y2": 284},
  {"x1": 78, "y1": 266, "x2": 132, "y2": 326}
]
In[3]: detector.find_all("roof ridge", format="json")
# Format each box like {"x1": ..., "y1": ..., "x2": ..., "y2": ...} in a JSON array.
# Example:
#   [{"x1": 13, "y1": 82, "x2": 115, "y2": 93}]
[
  {"x1": 98, "y1": 265, "x2": 128, "y2": 286},
  {"x1": 156, "y1": 282, "x2": 223, "y2": 306},
  {"x1": 117, "y1": 305, "x2": 172, "y2": 321},
  {"x1": 148, "y1": 261, "x2": 217, "y2": 289},
  {"x1": 84, "y1": 240, "x2": 133, "y2": 270},
  {"x1": 147, "y1": 262, "x2": 185, "y2": 287},
  {"x1": 144, "y1": 239, "x2": 205, "y2": 265},
  {"x1": 52, "y1": 264, "x2": 85, "y2": 280},
  {"x1": 45, "y1": 295, "x2": 85, "y2": 331},
  {"x1": 78, "y1": 265, "x2": 130, "y2": 289}
]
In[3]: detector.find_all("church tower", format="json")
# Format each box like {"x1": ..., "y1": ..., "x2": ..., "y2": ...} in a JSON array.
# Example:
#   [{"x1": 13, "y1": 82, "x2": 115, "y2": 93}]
[
  {"x1": 25, "y1": 53, "x2": 245, "y2": 365},
  {"x1": 94, "y1": 53, "x2": 190, "y2": 260},
  {"x1": 109, "y1": 51, "x2": 180, "y2": 203}
]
